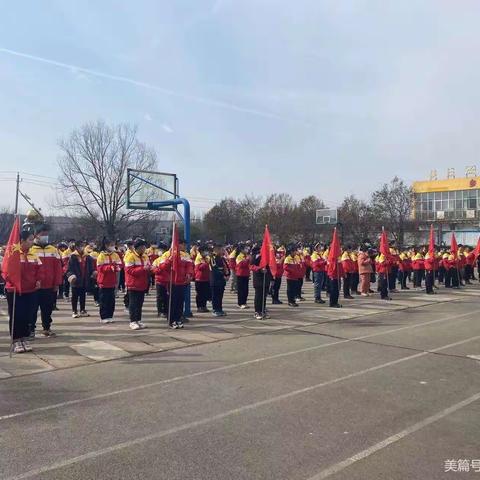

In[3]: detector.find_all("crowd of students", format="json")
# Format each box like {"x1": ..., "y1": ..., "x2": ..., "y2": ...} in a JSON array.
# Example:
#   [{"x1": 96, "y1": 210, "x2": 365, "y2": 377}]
[{"x1": 1, "y1": 222, "x2": 478, "y2": 354}]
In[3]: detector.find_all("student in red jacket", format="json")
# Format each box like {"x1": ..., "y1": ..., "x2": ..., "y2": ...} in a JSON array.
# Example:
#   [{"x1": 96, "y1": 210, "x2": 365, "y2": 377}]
[
  {"x1": 30, "y1": 224, "x2": 63, "y2": 338},
  {"x1": 271, "y1": 248, "x2": 285, "y2": 304},
  {"x1": 159, "y1": 238, "x2": 194, "y2": 328},
  {"x1": 283, "y1": 247, "x2": 301, "y2": 307},
  {"x1": 235, "y1": 244, "x2": 251, "y2": 309},
  {"x1": 411, "y1": 250, "x2": 424, "y2": 289},
  {"x1": 194, "y1": 245, "x2": 211, "y2": 313},
  {"x1": 151, "y1": 242, "x2": 169, "y2": 317},
  {"x1": 124, "y1": 238, "x2": 151, "y2": 330},
  {"x1": 311, "y1": 244, "x2": 327, "y2": 304},
  {"x1": 4, "y1": 229, "x2": 43, "y2": 353},
  {"x1": 96, "y1": 237, "x2": 122, "y2": 323},
  {"x1": 424, "y1": 251, "x2": 436, "y2": 295}
]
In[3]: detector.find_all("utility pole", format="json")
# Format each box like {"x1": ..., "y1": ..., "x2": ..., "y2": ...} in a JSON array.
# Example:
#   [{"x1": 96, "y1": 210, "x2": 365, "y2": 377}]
[{"x1": 14, "y1": 172, "x2": 20, "y2": 215}]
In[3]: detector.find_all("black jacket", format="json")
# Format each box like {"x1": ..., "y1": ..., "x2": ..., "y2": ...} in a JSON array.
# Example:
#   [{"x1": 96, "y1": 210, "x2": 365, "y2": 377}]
[
  {"x1": 66, "y1": 252, "x2": 95, "y2": 289},
  {"x1": 252, "y1": 254, "x2": 273, "y2": 288},
  {"x1": 209, "y1": 255, "x2": 230, "y2": 287}
]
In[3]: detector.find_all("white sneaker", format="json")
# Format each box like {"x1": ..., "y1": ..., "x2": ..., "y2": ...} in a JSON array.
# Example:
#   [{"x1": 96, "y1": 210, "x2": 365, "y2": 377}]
[
  {"x1": 240, "y1": 304, "x2": 249, "y2": 310},
  {"x1": 80, "y1": 310, "x2": 90, "y2": 317},
  {"x1": 22, "y1": 340, "x2": 33, "y2": 352},
  {"x1": 254, "y1": 313, "x2": 263, "y2": 320},
  {"x1": 129, "y1": 322, "x2": 141, "y2": 330},
  {"x1": 13, "y1": 341, "x2": 25, "y2": 353},
  {"x1": 72, "y1": 312, "x2": 80, "y2": 318},
  {"x1": 138, "y1": 321, "x2": 146, "y2": 329},
  {"x1": 100, "y1": 318, "x2": 111, "y2": 324},
  {"x1": 107, "y1": 318, "x2": 115, "y2": 323}
]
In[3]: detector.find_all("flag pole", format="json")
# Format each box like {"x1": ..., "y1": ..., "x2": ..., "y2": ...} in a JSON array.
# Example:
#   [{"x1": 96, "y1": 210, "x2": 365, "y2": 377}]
[
  {"x1": 382, "y1": 226, "x2": 390, "y2": 297},
  {"x1": 261, "y1": 225, "x2": 268, "y2": 318},
  {"x1": 261, "y1": 270, "x2": 266, "y2": 318},
  {"x1": 167, "y1": 220, "x2": 175, "y2": 325},
  {"x1": 9, "y1": 213, "x2": 20, "y2": 358},
  {"x1": 9, "y1": 288, "x2": 16, "y2": 358}
]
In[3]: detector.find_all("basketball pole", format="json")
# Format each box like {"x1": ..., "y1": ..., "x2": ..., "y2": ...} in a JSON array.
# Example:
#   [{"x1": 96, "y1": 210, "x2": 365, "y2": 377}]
[
  {"x1": 167, "y1": 218, "x2": 175, "y2": 326},
  {"x1": 127, "y1": 169, "x2": 192, "y2": 317},
  {"x1": 148, "y1": 198, "x2": 192, "y2": 317}
]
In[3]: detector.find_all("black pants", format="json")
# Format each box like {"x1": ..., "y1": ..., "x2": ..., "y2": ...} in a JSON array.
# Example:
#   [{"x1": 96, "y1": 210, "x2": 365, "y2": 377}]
[
  {"x1": 63, "y1": 275, "x2": 70, "y2": 298},
  {"x1": 425, "y1": 270, "x2": 434, "y2": 294},
  {"x1": 351, "y1": 272, "x2": 359, "y2": 293},
  {"x1": 399, "y1": 271, "x2": 408, "y2": 289},
  {"x1": 169, "y1": 284, "x2": 186, "y2": 324},
  {"x1": 378, "y1": 273, "x2": 389, "y2": 299},
  {"x1": 465, "y1": 265, "x2": 473, "y2": 282},
  {"x1": 34, "y1": 288, "x2": 56, "y2": 331},
  {"x1": 71, "y1": 287, "x2": 86, "y2": 313},
  {"x1": 254, "y1": 284, "x2": 268, "y2": 314},
  {"x1": 237, "y1": 276, "x2": 249, "y2": 306},
  {"x1": 286, "y1": 279, "x2": 297, "y2": 304},
  {"x1": 211, "y1": 285, "x2": 225, "y2": 313},
  {"x1": 413, "y1": 270, "x2": 423, "y2": 288},
  {"x1": 298, "y1": 278, "x2": 304, "y2": 297},
  {"x1": 128, "y1": 290, "x2": 145, "y2": 322},
  {"x1": 329, "y1": 277, "x2": 340, "y2": 306},
  {"x1": 99, "y1": 288, "x2": 115, "y2": 319},
  {"x1": 123, "y1": 290, "x2": 129, "y2": 308},
  {"x1": 91, "y1": 284, "x2": 99, "y2": 302},
  {"x1": 438, "y1": 266, "x2": 445, "y2": 283},
  {"x1": 450, "y1": 268, "x2": 460, "y2": 287},
  {"x1": 343, "y1": 273, "x2": 351, "y2": 297},
  {"x1": 271, "y1": 277, "x2": 282, "y2": 302},
  {"x1": 118, "y1": 269, "x2": 125, "y2": 291},
  {"x1": 195, "y1": 281, "x2": 210, "y2": 309},
  {"x1": 389, "y1": 266, "x2": 398, "y2": 290},
  {"x1": 7, "y1": 291, "x2": 37, "y2": 340},
  {"x1": 156, "y1": 284, "x2": 168, "y2": 316},
  {"x1": 305, "y1": 267, "x2": 312, "y2": 281}
]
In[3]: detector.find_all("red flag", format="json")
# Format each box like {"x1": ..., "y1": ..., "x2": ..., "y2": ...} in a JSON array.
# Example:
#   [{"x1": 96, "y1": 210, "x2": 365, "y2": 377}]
[
  {"x1": 2, "y1": 216, "x2": 22, "y2": 291},
  {"x1": 379, "y1": 228, "x2": 390, "y2": 257},
  {"x1": 327, "y1": 227, "x2": 341, "y2": 278},
  {"x1": 473, "y1": 236, "x2": 480, "y2": 260},
  {"x1": 259, "y1": 225, "x2": 277, "y2": 276},
  {"x1": 451, "y1": 232, "x2": 458, "y2": 257},
  {"x1": 170, "y1": 221, "x2": 181, "y2": 283},
  {"x1": 428, "y1": 224, "x2": 435, "y2": 257}
]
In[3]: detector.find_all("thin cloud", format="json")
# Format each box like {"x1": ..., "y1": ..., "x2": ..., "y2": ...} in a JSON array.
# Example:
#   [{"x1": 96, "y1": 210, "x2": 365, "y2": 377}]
[
  {"x1": 161, "y1": 123, "x2": 174, "y2": 133},
  {"x1": 0, "y1": 47, "x2": 311, "y2": 125}
]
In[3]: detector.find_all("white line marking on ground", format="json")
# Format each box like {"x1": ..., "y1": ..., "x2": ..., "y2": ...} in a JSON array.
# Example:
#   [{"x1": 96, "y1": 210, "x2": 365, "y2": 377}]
[
  {"x1": 4, "y1": 335, "x2": 480, "y2": 480},
  {"x1": 306, "y1": 391, "x2": 480, "y2": 479},
  {"x1": 1, "y1": 309, "x2": 478, "y2": 422}
]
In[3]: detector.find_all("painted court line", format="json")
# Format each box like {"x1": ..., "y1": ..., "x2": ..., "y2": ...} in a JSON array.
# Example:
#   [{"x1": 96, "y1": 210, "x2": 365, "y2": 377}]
[
  {"x1": 1, "y1": 308, "x2": 478, "y2": 422},
  {"x1": 5, "y1": 334, "x2": 480, "y2": 480},
  {"x1": 306, "y1": 391, "x2": 480, "y2": 479}
]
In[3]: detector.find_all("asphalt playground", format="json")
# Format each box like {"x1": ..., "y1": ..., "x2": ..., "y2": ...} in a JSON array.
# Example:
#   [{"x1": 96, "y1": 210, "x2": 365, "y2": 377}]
[{"x1": 1, "y1": 283, "x2": 480, "y2": 479}]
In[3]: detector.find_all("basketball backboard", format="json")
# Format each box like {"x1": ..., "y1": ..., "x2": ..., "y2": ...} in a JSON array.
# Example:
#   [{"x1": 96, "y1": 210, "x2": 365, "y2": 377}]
[
  {"x1": 127, "y1": 169, "x2": 178, "y2": 211},
  {"x1": 316, "y1": 208, "x2": 338, "y2": 225}
]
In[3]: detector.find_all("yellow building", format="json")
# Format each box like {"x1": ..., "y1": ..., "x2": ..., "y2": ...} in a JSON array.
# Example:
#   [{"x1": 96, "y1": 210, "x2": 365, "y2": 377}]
[{"x1": 413, "y1": 174, "x2": 480, "y2": 244}]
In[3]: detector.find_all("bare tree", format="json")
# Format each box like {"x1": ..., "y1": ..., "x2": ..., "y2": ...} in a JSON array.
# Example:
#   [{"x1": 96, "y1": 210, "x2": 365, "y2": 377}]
[
  {"x1": 57, "y1": 120, "x2": 157, "y2": 236},
  {"x1": 371, "y1": 176, "x2": 414, "y2": 245},
  {"x1": 259, "y1": 193, "x2": 296, "y2": 242},
  {"x1": 238, "y1": 195, "x2": 263, "y2": 241},
  {"x1": 203, "y1": 198, "x2": 243, "y2": 243},
  {"x1": 0, "y1": 208, "x2": 14, "y2": 243},
  {"x1": 294, "y1": 195, "x2": 325, "y2": 243},
  {"x1": 338, "y1": 195, "x2": 378, "y2": 245}
]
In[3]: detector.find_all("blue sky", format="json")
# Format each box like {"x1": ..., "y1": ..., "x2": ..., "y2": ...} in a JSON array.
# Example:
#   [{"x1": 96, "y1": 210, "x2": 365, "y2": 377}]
[{"x1": 1, "y1": 0, "x2": 480, "y2": 215}]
